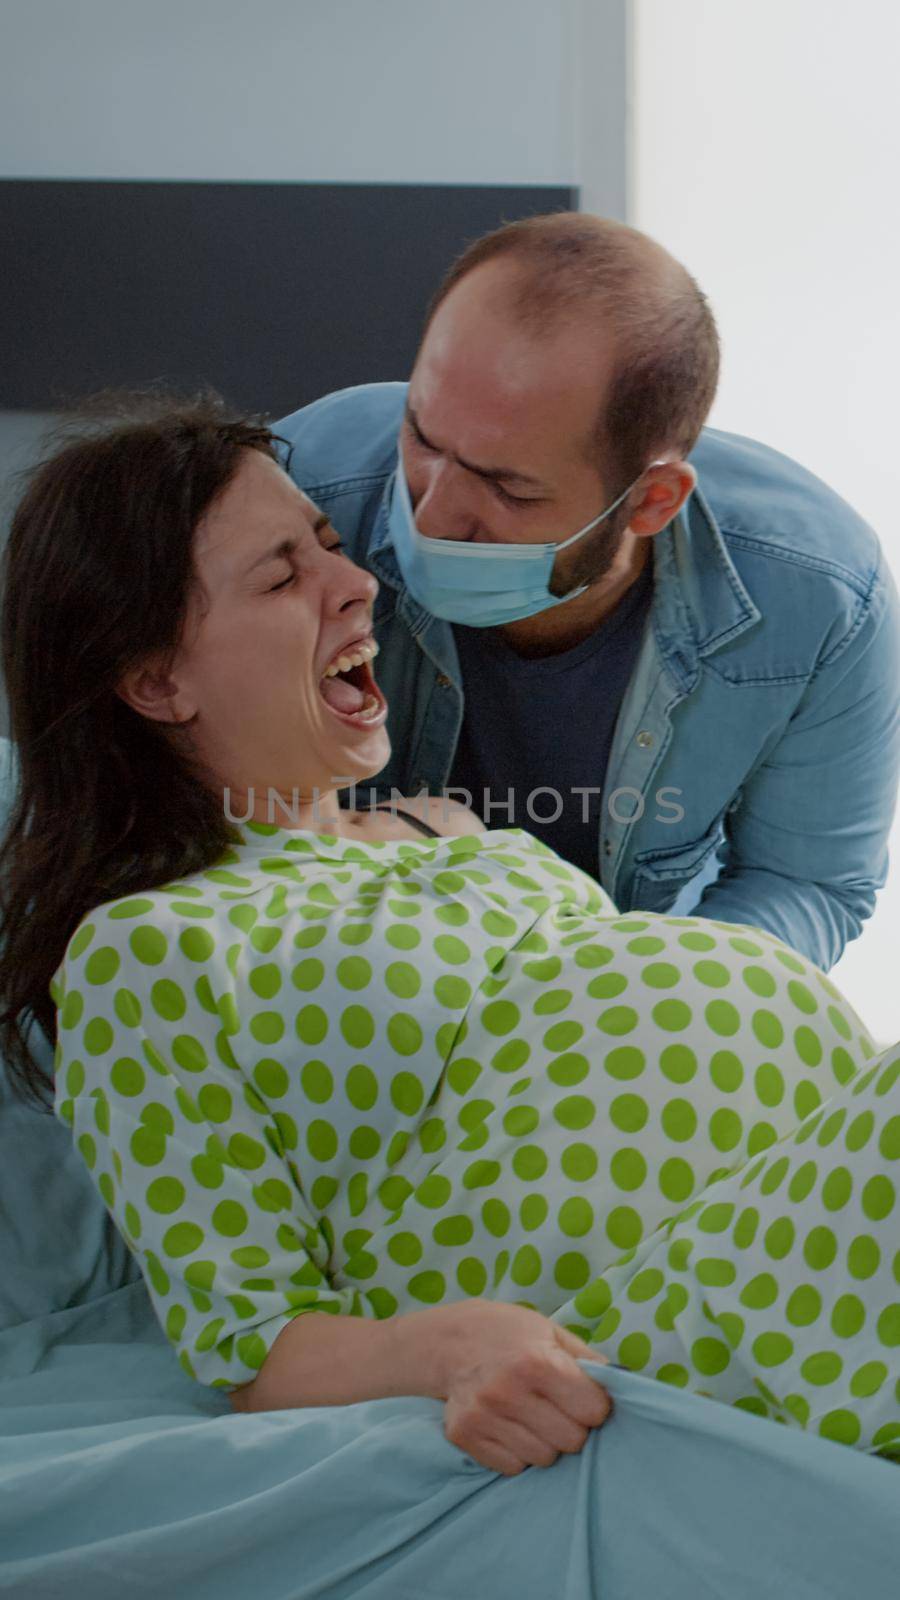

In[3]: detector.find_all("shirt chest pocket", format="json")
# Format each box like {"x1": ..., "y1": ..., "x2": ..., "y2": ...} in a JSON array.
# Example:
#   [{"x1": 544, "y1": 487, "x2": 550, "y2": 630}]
[{"x1": 629, "y1": 807, "x2": 731, "y2": 911}]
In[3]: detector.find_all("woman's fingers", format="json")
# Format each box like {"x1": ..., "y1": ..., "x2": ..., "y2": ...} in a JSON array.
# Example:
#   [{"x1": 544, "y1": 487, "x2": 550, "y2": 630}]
[
  {"x1": 497, "y1": 1391, "x2": 593, "y2": 1457},
  {"x1": 470, "y1": 1436, "x2": 529, "y2": 1475},
  {"x1": 558, "y1": 1328, "x2": 608, "y2": 1363},
  {"x1": 481, "y1": 1415, "x2": 566, "y2": 1471},
  {"x1": 542, "y1": 1344, "x2": 613, "y2": 1428}
]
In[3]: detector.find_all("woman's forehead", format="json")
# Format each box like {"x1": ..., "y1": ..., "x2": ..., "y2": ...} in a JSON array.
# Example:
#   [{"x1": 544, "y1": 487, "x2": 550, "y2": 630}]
[{"x1": 195, "y1": 457, "x2": 322, "y2": 570}]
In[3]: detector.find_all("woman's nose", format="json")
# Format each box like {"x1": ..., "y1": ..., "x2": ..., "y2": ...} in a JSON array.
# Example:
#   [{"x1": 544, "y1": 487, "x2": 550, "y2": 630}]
[{"x1": 327, "y1": 548, "x2": 379, "y2": 613}]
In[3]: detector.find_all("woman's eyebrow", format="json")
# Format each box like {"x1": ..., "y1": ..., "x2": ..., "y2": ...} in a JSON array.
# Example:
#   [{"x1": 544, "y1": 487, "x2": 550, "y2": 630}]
[{"x1": 244, "y1": 511, "x2": 330, "y2": 574}]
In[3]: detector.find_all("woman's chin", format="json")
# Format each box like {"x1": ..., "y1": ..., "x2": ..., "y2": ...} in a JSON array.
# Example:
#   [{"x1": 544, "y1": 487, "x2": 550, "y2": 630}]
[{"x1": 327, "y1": 720, "x2": 392, "y2": 781}]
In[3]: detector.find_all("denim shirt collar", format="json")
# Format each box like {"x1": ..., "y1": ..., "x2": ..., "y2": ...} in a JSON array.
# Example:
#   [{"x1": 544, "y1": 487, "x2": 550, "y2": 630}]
[
  {"x1": 366, "y1": 466, "x2": 762, "y2": 691},
  {"x1": 653, "y1": 477, "x2": 762, "y2": 689}
]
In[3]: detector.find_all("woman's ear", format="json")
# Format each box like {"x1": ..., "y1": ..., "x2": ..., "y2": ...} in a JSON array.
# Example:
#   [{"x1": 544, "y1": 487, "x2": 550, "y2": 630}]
[
  {"x1": 628, "y1": 462, "x2": 697, "y2": 537},
  {"x1": 115, "y1": 661, "x2": 196, "y2": 726}
]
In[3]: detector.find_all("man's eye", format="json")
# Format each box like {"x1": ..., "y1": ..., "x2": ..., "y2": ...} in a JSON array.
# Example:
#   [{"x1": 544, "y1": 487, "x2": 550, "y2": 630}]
[
  {"x1": 324, "y1": 539, "x2": 346, "y2": 555},
  {"x1": 495, "y1": 483, "x2": 538, "y2": 507},
  {"x1": 406, "y1": 420, "x2": 434, "y2": 452},
  {"x1": 267, "y1": 573, "x2": 295, "y2": 592}
]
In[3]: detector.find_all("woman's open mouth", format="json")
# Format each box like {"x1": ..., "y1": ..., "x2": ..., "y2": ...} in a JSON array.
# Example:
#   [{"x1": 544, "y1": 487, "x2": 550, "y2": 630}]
[{"x1": 318, "y1": 637, "x2": 388, "y2": 729}]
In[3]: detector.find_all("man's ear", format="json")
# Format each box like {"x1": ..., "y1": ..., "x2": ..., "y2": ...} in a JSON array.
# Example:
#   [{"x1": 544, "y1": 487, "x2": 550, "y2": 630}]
[
  {"x1": 115, "y1": 661, "x2": 195, "y2": 726},
  {"x1": 629, "y1": 462, "x2": 697, "y2": 537}
]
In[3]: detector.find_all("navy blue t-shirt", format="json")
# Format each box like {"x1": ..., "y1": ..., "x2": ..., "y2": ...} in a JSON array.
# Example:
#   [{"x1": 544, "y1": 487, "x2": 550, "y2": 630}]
[{"x1": 447, "y1": 559, "x2": 654, "y2": 878}]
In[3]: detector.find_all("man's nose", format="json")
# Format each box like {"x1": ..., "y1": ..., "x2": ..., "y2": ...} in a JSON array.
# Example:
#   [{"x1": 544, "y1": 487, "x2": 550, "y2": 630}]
[{"x1": 411, "y1": 458, "x2": 481, "y2": 542}]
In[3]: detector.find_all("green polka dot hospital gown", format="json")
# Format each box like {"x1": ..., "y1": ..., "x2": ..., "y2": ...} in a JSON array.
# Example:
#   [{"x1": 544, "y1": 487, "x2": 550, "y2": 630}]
[{"x1": 52, "y1": 823, "x2": 900, "y2": 1456}]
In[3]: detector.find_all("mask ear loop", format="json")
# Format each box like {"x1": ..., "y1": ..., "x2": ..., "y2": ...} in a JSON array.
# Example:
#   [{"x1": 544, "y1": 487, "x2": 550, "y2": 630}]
[
  {"x1": 553, "y1": 460, "x2": 669, "y2": 554},
  {"x1": 548, "y1": 459, "x2": 669, "y2": 599}
]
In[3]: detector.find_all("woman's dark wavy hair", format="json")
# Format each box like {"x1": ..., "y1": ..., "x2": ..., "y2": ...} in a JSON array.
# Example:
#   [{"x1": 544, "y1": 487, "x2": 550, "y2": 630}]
[{"x1": 0, "y1": 388, "x2": 284, "y2": 1111}]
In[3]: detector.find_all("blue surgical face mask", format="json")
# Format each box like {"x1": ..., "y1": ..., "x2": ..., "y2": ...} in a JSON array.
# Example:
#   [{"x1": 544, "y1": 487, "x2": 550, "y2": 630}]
[{"x1": 387, "y1": 453, "x2": 655, "y2": 626}]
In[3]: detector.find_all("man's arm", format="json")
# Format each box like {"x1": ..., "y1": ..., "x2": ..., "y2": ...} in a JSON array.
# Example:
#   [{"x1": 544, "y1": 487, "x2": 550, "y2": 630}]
[{"x1": 687, "y1": 557, "x2": 900, "y2": 971}]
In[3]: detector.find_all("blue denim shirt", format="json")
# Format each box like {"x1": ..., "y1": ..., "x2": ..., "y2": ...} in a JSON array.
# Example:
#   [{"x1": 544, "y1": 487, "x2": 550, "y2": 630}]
[{"x1": 272, "y1": 383, "x2": 900, "y2": 971}]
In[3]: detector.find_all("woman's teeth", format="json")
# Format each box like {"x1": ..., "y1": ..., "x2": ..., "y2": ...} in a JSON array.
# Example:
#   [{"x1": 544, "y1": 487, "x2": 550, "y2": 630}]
[
  {"x1": 322, "y1": 639, "x2": 380, "y2": 678},
  {"x1": 357, "y1": 693, "x2": 381, "y2": 720}
]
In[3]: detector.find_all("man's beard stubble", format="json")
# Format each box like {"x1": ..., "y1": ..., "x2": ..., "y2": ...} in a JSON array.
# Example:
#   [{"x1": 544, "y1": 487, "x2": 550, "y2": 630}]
[{"x1": 546, "y1": 507, "x2": 633, "y2": 598}]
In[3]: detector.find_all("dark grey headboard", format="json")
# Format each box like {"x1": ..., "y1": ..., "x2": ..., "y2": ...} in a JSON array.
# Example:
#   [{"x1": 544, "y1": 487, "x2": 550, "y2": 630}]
[{"x1": 1, "y1": 179, "x2": 578, "y2": 412}]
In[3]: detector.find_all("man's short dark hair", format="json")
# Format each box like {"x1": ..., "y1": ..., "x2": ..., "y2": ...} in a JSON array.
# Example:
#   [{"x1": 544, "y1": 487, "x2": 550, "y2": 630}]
[{"x1": 421, "y1": 212, "x2": 720, "y2": 494}]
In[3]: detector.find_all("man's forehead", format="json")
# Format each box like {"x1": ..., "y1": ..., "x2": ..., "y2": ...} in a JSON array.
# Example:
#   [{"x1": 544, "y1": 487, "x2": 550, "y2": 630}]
[
  {"x1": 416, "y1": 290, "x2": 609, "y2": 417},
  {"x1": 409, "y1": 339, "x2": 605, "y2": 482}
]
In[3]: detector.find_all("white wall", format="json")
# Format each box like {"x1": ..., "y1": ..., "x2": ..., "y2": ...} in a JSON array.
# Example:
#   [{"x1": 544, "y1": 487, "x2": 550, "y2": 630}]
[
  {"x1": 0, "y1": 0, "x2": 628, "y2": 195},
  {"x1": 629, "y1": 0, "x2": 900, "y2": 1045}
]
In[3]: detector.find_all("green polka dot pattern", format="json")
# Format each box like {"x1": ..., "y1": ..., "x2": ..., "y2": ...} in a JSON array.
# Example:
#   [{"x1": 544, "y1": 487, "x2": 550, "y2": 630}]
[
  {"x1": 50, "y1": 823, "x2": 898, "y2": 1449},
  {"x1": 568, "y1": 1047, "x2": 900, "y2": 1453}
]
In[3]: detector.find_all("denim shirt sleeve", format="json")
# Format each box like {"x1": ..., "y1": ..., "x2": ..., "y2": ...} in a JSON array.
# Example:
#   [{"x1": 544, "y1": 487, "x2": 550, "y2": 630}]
[{"x1": 688, "y1": 549, "x2": 900, "y2": 970}]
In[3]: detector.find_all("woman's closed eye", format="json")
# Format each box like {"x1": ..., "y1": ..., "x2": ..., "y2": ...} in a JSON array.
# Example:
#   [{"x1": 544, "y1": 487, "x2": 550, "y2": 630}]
[{"x1": 267, "y1": 540, "x2": 346, "y2": 591}]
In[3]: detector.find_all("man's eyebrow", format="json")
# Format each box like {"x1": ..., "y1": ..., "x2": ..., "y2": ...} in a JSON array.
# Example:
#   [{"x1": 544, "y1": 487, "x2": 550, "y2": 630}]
[
  {"x1": 244, "y1": 511, "x2": 331, "y2": 573},
  {"x1": 405, "y1": 403, "x2": 549, "y2": 491}
]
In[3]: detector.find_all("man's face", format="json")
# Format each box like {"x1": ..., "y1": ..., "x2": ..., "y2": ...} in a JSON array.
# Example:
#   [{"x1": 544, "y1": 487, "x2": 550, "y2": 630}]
[{"x1": 401, "y1": 262, "x2": 631, "y2": 597}]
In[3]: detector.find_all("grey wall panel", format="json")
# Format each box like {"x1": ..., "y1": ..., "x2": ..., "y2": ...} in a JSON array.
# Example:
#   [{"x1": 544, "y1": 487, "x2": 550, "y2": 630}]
[{"x1": 1, "y1": 180, "x2": 578, "y2": 415}]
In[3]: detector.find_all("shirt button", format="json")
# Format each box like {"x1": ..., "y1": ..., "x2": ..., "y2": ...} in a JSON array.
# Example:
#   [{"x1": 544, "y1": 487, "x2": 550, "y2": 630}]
[
  {"x1": 603, "y1": 839, "x2": 612, "y2": 857},
  {"x1": 636, "y1": 730, "x2": 654, "y2": 748}
]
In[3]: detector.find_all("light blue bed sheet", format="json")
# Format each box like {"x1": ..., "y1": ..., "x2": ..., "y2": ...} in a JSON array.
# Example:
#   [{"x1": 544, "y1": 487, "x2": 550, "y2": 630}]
[{"x1": 0, "y1": 1277, "x2": 895, "y2": 1599}]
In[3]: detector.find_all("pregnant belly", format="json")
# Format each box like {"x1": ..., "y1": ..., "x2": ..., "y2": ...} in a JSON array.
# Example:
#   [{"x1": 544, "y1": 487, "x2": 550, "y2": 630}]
[{"x1": 330, "y1": 909, "x2": 875, "y2": 1322}]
